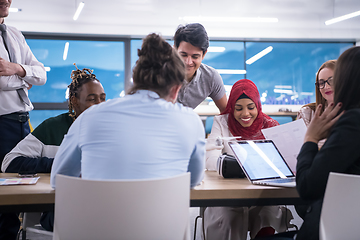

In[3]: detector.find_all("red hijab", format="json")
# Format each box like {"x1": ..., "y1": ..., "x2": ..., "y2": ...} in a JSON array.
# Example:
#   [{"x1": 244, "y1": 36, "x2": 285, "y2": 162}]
[{"x1": 221, "y1": 79, "x2": 279, "y2": 140}]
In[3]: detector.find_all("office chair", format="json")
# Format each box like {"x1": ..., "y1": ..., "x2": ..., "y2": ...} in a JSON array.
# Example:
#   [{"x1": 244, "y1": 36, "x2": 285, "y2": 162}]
[
  {"x1": 53, "y1": 173, "x2": 191, "y2": 240},
  {"x1": 17, "y1": 212, "x2": 53, "y2": 240},
  {"x1": 320, "y1": 172, "x2": 360, "y2": 240},
  {"x1": 193, "y1": 206, "x2": 206, "y2": 240}
]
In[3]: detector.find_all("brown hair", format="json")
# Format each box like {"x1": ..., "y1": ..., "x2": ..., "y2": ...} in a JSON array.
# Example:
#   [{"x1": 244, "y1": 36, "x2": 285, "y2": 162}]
[
  {"x1": 303, "y1": 60, "x2": 336, "y2": 114},
  {"x1": 334, "y1": 46, "x2": 360, "y2": 113},
  {"x1": 129, "y1": 33, "x2": 185, "y2": 98},
  {"x1": 68, "y1": 63, "x2": 100, "y2": 120}
]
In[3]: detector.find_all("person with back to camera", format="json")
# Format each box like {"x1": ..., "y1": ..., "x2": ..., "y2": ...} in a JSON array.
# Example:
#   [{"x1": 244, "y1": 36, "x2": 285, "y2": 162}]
[
  {"x1": 173, "y1": 23, "x2": 228, "y2": 112},
  {"x1": 1, "y1": 65, "x2": 106, "y2": 232},
  {"x1": 254, "y1": 46, "x2": 360, "y2": 240},
  {"x1": 204, "y1": 79, "x2": 293, "y2": 240},
  {"x1": 297, "y1": 60, "x2": 336, "y2": 148},
  {"x1": 50, "y1": 33, "x2": 205, "y2": 189}
]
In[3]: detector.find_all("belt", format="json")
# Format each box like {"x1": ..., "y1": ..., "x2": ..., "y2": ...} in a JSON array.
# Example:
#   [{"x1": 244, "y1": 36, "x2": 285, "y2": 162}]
[{"x1": 0, "y1": 112, "x2": 29, "y2": 123}]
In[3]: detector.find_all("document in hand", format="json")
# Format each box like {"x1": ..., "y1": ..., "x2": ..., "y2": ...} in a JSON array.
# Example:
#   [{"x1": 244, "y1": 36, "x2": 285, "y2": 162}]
[
  {"x1": 0, "y1": 177, "x2": 40, "y2": 186},
  {"x1": 261, "y1": 119, "x2": 307, "y2": 174}
]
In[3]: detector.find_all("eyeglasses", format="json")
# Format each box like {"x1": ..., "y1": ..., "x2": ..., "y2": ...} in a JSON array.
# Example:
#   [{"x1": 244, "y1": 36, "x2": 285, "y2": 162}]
[{"x1": 316, "y1": 77, "x2": 333, "y2": 89}]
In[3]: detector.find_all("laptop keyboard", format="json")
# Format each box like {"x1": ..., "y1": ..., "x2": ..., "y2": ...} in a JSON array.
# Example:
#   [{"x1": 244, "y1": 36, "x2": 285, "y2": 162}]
[{"x1": 262, "y1": 178, "x2": 295, "y2": 183}]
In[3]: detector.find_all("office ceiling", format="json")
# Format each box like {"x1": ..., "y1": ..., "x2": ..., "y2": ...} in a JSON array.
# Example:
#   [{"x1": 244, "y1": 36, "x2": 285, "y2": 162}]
[{"x1": 6, "y1": 0, "x2": 360, "y2": 41}]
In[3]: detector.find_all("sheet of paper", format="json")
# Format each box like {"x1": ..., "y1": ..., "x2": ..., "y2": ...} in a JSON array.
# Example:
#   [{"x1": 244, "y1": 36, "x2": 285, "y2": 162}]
[
  {"x1": 0, "y1": 177, "x2": 40, "y2": 186},
  {"x1": 261, "y1": 119, "x2": 307, "y2": 174}
]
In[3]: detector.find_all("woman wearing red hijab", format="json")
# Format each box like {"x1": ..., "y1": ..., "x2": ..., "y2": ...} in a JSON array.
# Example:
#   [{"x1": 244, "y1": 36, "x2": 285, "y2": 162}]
[{"x1": 204, "y1": 79, "x2": 293, "y2": 240}]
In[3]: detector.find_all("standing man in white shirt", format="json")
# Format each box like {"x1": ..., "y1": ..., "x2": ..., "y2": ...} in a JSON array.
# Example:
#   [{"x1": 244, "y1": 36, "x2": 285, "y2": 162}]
[
  {"x1": 174, "y1": 23, "x2": 227, "y2": 113},
  {"x1": 0, "y1": 1, "x2": 47, "y2": 239}
]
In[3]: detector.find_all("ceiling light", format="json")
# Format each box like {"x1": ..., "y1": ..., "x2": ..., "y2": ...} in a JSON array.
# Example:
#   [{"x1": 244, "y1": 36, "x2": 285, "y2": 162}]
[
  {"x1": 179, "y1": 16, "x2": 278, "y2": 23},
  {"x1": 274, "y1": 89, "x2": 294, "y2": 94},
  {"x1": 246, "y1": 46, "x2": 273, "y2": 65},
  {"x1": 208, "y1": 47, "x2": 226, "y2": 52},
  {"x1": 274, "y1": 85, "x2": 292, "y2": 89},
  {"x1": 216, "y1": 69, "x2": 247, "y2": 74},
  {"x1": 325, "y1": 10, "x2": 360, "y2": 25},
  {"x1": 300, "y1": 92, "x2": 314, "y2": 96},
  {"x1": 63, "y1": 42, "x2": 69, "y2": 61},
  {"x1": 73, "y1": 2, "x2": 85, "y2": 21},
  {"x1": 9, "y1": 8, "x2": 21, "y2": 12}
]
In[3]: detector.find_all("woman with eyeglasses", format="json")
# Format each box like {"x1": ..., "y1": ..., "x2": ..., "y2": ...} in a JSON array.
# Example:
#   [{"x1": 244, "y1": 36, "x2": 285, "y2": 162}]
[
  {"x1": 297, "y1": 60, "x2": 336, "y2": 148},
  {"x1": 253, "y1": 46, "x2": 360, "y2": 240}
]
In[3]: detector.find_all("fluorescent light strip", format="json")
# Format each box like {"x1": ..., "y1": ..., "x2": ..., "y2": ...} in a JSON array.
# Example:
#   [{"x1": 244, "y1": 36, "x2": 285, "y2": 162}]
[
  {"x1": 208, "y1": 47, "x2": 226, "y2": 52},
  {"x1": 217, "y1": 69, "x2": 247, "y2": 75},
  {"x1": 274, "y1": 85, "x2": 292, "y2": 89},
  {"x1": 248, "y1": 141, "x2": 287, "y2": 178},
  {"x1": 325, "y1": 10, "x2": 360, "y2": 25},
  {"x1": 63, "y1": 42, "x2": 69, "y2": 61},
  {"x1": 9, "y1": 8, "x2": 21, "y2": 12},
  {"x1": 274, "y1": 89, "x2": 294, "y2": 94},
  {"x1": 73, "y1": 2, "x2": 85, "y2": 21},
  {"x1": 246, "y1": 46, "x2": 273, "y2": 65},
  {"x1": 300, "y1": 92, "x2": 314, "y2": 96},
  {"x1": 180, "y1": 16, "x2": 278, "y2": 23}
]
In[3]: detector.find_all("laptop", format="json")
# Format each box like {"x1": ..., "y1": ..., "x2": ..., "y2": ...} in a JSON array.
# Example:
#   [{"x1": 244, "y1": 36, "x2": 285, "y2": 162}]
[{"x1": 228, "y1": 140, "x2": 296, "y2": 188}]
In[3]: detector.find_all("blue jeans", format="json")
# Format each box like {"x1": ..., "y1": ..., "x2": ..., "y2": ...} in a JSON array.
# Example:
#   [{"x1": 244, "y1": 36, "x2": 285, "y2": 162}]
[
  {"x1": 0, "y1": 115, "x2": 30, "y2": 168},
  {"x1": 0, "y1": 115, "x2": 30, "y2": 240}
]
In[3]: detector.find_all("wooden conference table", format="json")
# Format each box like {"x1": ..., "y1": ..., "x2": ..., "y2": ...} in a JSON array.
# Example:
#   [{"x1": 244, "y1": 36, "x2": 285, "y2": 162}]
[
  {"x1": 0, "y1": 172, "x2": 303, "y2": 213},
  {"x1": 191, "y1": 171, "x2": 303, "y2": 207},
  {"x1": 0, "y1": 174, "x2": 54, "y2": 213}
]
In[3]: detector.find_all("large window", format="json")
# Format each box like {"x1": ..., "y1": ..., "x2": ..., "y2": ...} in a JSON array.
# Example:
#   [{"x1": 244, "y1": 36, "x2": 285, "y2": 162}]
[
  {"x1": 131, "y1": 39, "x2": 352, "y2": 106},
  {"x1": 26, "y1": 38, "x2": 125, "y2": 128},
  {"x1": 203, "y1": 41, "x2": 246, "y2": 87},
  {"x1": 27, "y1": 35, "x2": 353, "y2": 128},
  {"x1": 245, "y1": 42, "x2": 353, "y2": 105},
  {"x1": 131, "y1": 39, "x2": 143, "y2": 69}
]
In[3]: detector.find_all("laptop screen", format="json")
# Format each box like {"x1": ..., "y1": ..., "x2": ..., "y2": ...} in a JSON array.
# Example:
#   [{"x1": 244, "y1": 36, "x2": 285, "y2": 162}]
[{"x1": 229, "y1": 140, "x2": 294, "y2": 181}]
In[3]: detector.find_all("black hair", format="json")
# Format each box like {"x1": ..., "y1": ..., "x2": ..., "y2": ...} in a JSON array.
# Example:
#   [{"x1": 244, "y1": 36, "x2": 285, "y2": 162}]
[
  {"x1": 129, "y1": 33, "x2": 185, "y2": 98},
  {"x1": 237, "y1": 93, "x2": 249, "y2": 101},
  {"x1": 68, "y1": 63, "x2": 100, "y2": 120},
  {"x1": 333, "y1": 46, "x2": 360, "y2": 113},
  {"x1": 173, "y1": 23, "x2": 209, "y2": 54}
]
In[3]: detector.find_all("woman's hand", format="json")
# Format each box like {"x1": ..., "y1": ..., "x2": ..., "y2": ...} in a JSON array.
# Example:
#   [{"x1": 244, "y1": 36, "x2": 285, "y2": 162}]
[{"x1": 304, "y1": 102, "x2": 343, "y2": 143}]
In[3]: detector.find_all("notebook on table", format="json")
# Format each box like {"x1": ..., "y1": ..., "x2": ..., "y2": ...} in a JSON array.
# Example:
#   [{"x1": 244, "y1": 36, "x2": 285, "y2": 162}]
[
  {"x1": 0, "y1": 177, "x2": 40, "y2": 186},
  {"x1": 228, "y1": 140, "x2": 296, "y2": 188}
]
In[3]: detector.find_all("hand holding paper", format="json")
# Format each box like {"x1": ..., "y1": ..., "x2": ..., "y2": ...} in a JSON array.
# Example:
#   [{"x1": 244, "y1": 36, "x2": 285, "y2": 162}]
[{"x1": 261, "y1": 119, "x2": 307, "y2": 174}]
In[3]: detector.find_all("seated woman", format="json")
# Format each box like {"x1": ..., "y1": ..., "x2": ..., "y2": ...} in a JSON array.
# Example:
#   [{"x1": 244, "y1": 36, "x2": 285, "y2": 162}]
[
  {"x1": 255, "y1": 46, "x2": 360, "y2": 240},
  {"x1": 50, "y1": 33, "x2": 205, "y2": 189},
  {"x1": 1, "y1": 66, "x2": 106, "y2": 231},
  {"x1": 295, "y1": 46, "x2": 360, "y2": 240},
  {"x1": 205, "y1": 79, "x2": 293, "y2": 240},
  {"x1": 297, "y1": 60, "x2": 336, "y2": 148}
]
